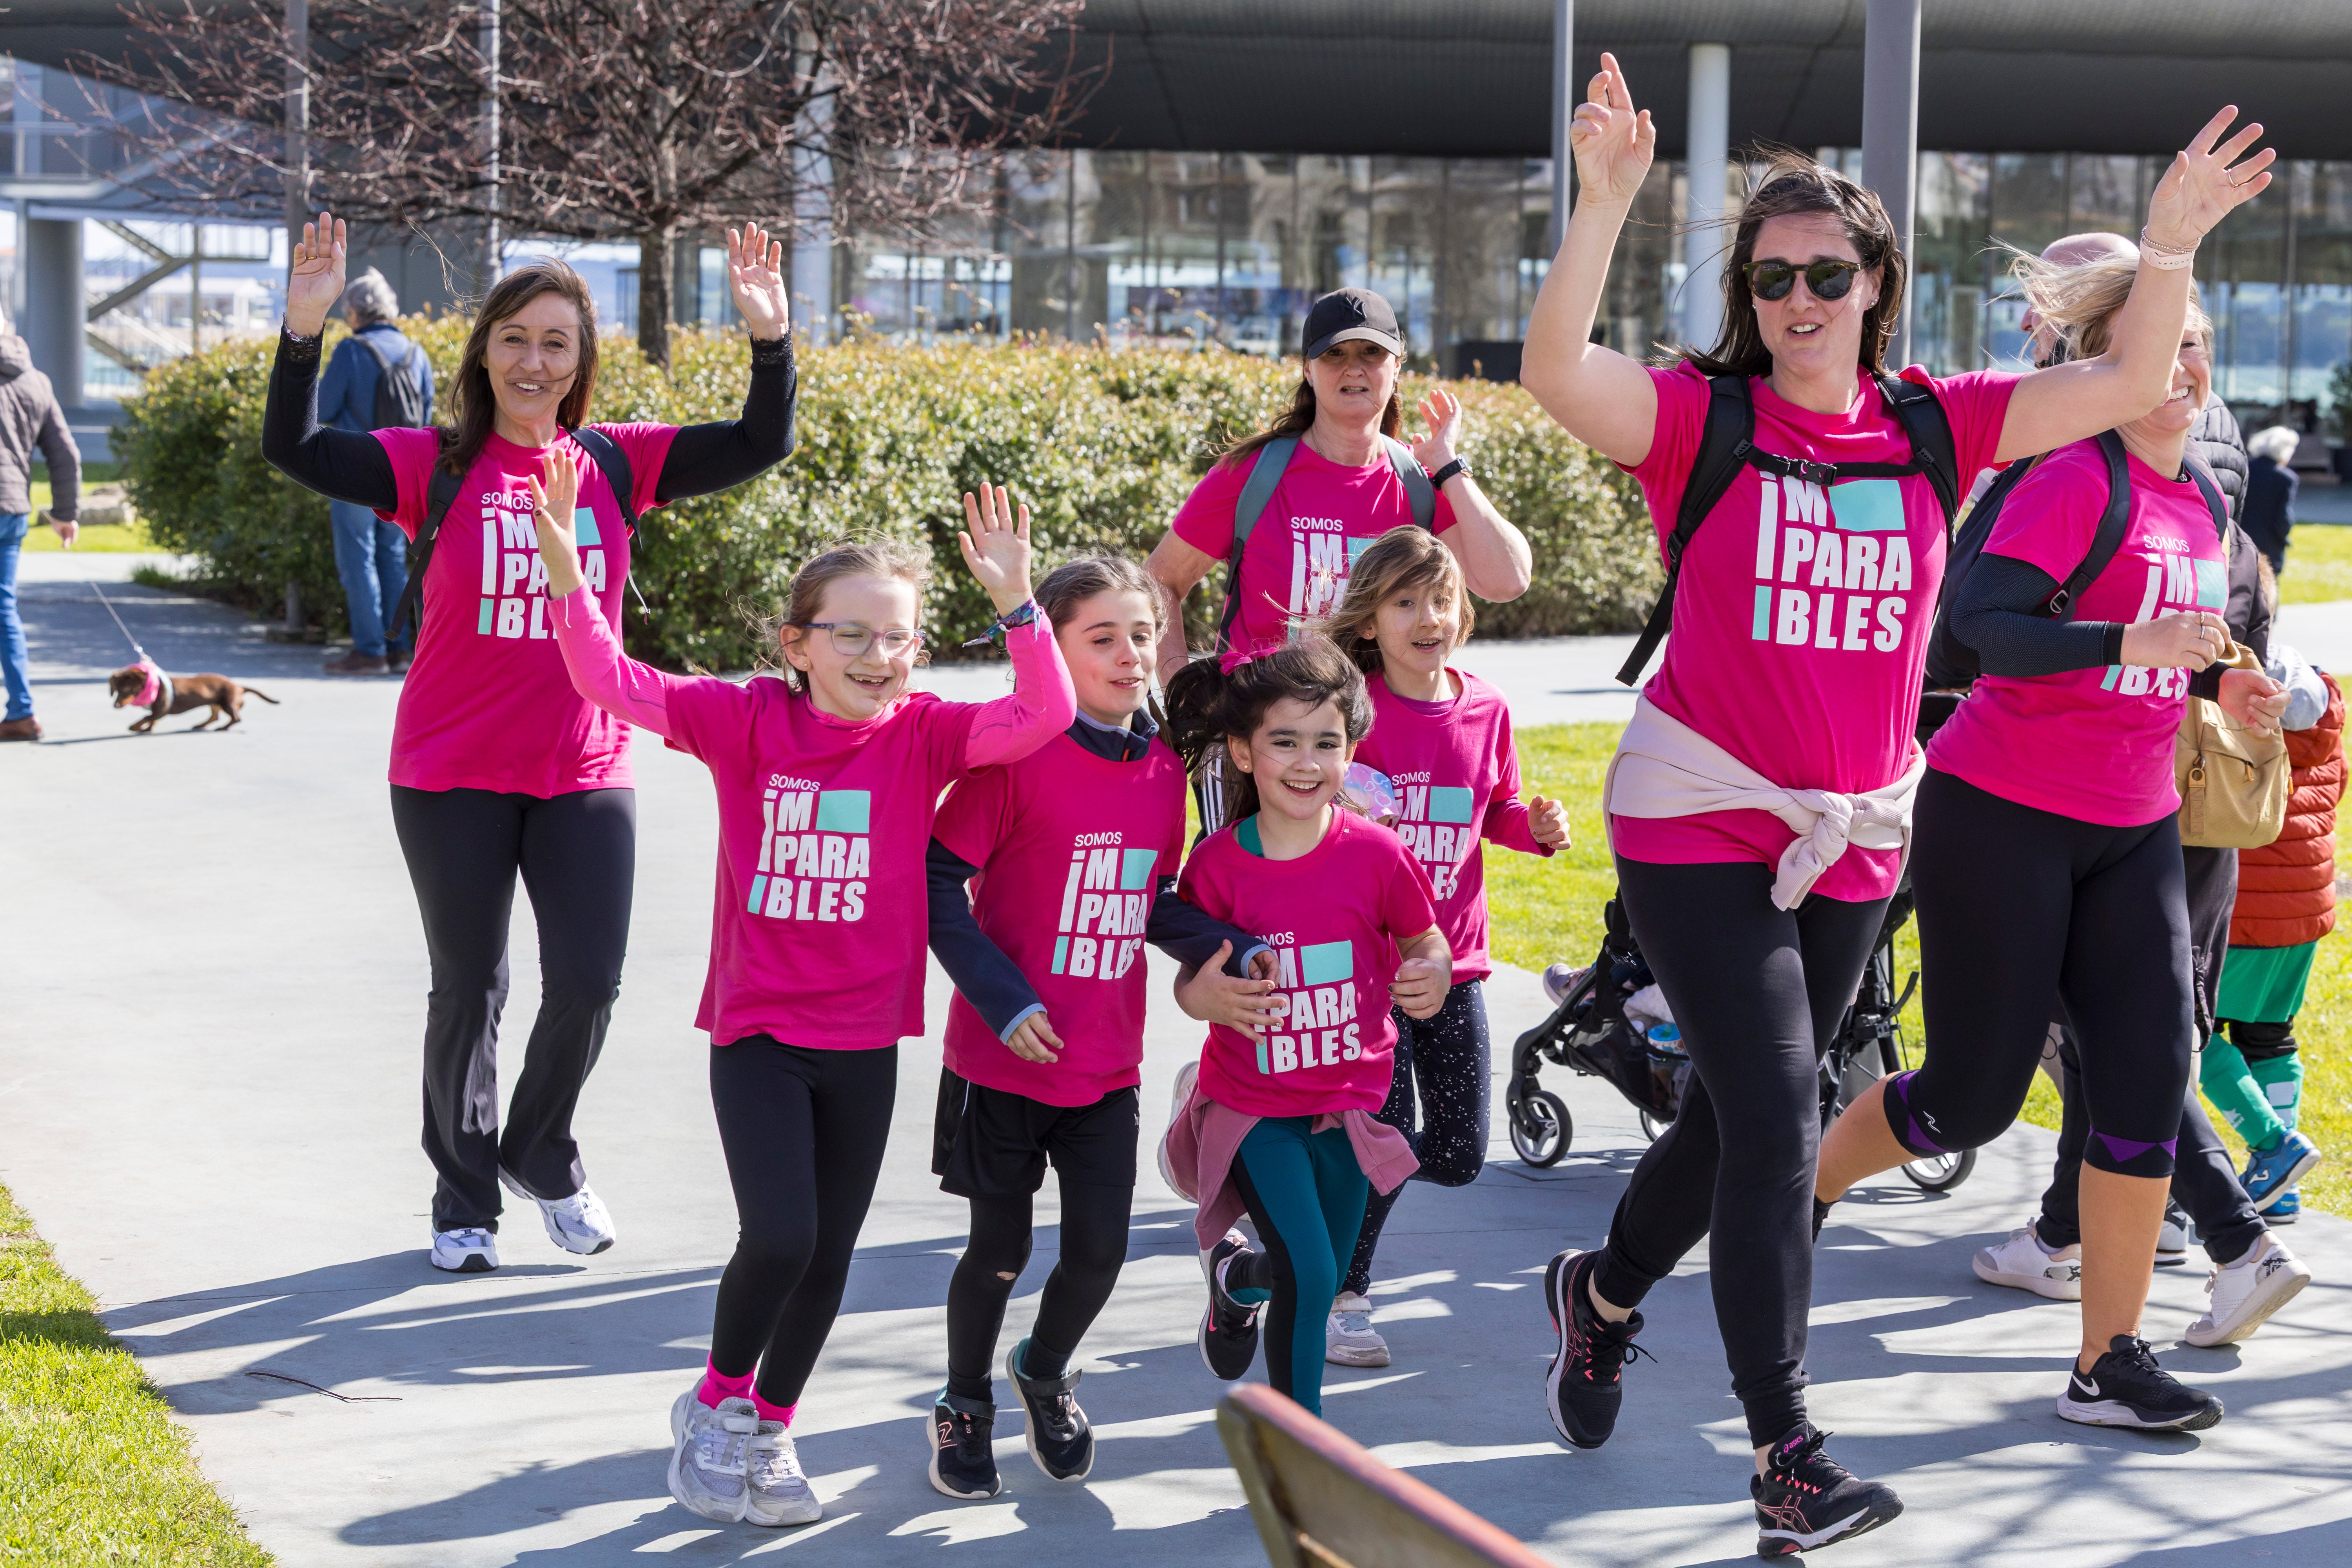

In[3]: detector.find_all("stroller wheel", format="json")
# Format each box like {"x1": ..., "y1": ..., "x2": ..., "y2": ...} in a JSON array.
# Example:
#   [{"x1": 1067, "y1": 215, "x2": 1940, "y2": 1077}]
[
  {"x1": 1902, "y1": 1147, "x2": 1977, "y2": 1191},
  {"x1": 1637, "y1": 1110, "x2": 1666, "y2": 1144},
  {"x1": 1511, "y1": 1090, "x2": 1572, "y2": 1167}
]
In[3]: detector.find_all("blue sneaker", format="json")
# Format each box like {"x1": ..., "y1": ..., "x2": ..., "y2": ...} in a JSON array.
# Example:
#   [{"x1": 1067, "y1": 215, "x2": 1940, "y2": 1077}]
[
  {"x1": 2269, "y1": 1189, "x2": 2301, "y2": 1223},
  {"x1": 2241, "y1": 1132, "x2": 2322, "y2": 1213}
]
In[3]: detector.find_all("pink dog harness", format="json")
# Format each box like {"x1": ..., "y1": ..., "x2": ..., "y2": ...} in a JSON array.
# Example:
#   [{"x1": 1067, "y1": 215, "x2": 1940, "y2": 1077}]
[{"x1": 132, "y1": 659, "x2": 168, "y2": 711}]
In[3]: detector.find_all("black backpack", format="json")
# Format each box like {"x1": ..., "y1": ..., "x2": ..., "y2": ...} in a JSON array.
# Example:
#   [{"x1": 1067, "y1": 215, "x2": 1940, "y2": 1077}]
[
  {"x1": 356, "y1": 332, "x2": 427, "y2": 430},
  {"x1": 1615, "y1": 372, "x2": 1959, "y2": 686}
]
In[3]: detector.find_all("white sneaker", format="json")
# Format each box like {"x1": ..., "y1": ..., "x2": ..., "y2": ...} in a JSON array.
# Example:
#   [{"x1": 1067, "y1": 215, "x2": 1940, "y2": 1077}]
[
  {"x1": 429, "y1": 1227, "x2": 500, "y2": 1274},
  {"x1": 1972, "y1": 1221, "x2": 2081, "y2": 1301},
  {"x1": 2156, "y1": 1203, "x2": 2192, "y2": 1265},
  {"x1": 500, "y1": 1167, "x2": 617, "y2": 1256},
  {"x1": 668, "y1": 1384, "x2": 756, "y2": 1523},
  {"x1": 1325, "y1": 1292, "x2": 1391, "y2": 1367},
  {"x1": 1156, "y1": 1059, "x2": 1200, "y2": 1194},
  {"x1": 746, "y1": 1421, "x2": 823, "y2": 1526},
  {"x1": 2185, "y1": 1235, "x2": 2311, "y2": 1347}
]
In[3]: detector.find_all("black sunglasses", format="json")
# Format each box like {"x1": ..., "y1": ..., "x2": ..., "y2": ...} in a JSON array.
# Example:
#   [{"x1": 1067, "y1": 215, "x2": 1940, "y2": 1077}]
[{"x1": 1744, "y1": 258, "x2": 1863, "y2": 302}]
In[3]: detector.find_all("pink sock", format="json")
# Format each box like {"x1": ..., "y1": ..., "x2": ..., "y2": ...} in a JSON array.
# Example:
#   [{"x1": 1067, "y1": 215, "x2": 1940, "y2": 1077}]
[
  {"x1": 751, "y1": 1392, "x2": 797, "y2": 1427},
  {"x1": 698, "y1": 1361, "x2": 755, "y2": 1409}
]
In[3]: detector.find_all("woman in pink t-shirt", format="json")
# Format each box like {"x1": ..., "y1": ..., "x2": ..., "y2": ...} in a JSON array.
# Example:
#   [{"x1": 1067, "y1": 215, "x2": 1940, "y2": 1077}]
[
  {"x1": 1316, "y1": 526, "x2": 1568, "y2": 1368},
  {"x1": 1516, "y1": 52, "x2": 2276, "y2": 1544},
  {"x1": 1815, "y1": 259, "x2": 2288, "y2": 1436},
  {"x1": 528, "y1": 469, "x2": 1074, "y2": 1526},
  {"x1": 262, "y1": 212, "x2": 797, "y2": 1281}
]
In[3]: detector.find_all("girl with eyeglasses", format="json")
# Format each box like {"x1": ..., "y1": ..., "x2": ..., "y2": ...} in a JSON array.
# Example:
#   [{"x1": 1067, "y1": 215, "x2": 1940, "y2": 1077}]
[
  {"x1": 527, "y1": 467, "x2": 1074, "y2": 1528},
  {"x1": 1517, "y1": 51, "x2": 2272, "y2": 1553}
]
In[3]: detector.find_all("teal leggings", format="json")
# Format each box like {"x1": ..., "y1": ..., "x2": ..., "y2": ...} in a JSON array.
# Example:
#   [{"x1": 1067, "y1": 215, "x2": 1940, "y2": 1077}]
[{"x1": 1230, "y1": 1116, "x2": 1371, "y2": 1417}]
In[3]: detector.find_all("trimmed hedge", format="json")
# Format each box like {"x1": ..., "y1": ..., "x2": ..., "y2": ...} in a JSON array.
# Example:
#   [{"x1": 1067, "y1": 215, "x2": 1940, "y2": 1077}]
[{"x1": 117, "y1": 325, "x2": 1660, "y2": 669}]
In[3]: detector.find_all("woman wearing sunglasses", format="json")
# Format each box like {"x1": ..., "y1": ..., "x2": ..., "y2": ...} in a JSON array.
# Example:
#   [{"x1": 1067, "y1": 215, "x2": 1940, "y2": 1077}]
[{"x1": 1517, "y1": 52, "x2": 2271, "y2": 1555}]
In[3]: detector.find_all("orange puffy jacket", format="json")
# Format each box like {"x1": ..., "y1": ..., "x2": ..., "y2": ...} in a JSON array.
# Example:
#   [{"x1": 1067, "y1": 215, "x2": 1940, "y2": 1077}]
[{"x1": 2229, "y1": 670, "x2": 2345, "y2": 949}]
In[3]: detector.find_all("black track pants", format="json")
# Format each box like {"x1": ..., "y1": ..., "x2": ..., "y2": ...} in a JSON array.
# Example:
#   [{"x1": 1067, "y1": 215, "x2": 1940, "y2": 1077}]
[
  {"x1": 1590, "y1": 857, "x2": 1887, "y2": 1449},
  {"x1": 707, "y1": 1038, "x2": 898, "y2": 1408},
  {"x1": 1887, "y1": 770, "x2": 2194, "y2": 1180},
  {"x1": 1345, "y1": 980, "x2": 1491, "y2": 1297},
  {"x1": 390, "y1": 784, "x2": 635, "y2": 1234},
  {"x1": 945, "y1": 1179, "x2": 1134, "y2": 1402}
]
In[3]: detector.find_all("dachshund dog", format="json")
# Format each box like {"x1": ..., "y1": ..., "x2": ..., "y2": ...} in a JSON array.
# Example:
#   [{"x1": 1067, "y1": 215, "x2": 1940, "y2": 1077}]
[{"x1": 109, "y1": 663, "x2": 279, "y2": 733}]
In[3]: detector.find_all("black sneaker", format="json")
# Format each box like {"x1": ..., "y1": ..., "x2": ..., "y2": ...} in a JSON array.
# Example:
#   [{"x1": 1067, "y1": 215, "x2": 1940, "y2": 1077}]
[
  {"x1": 2056, "y1": 1334, "x2": 2224, "y2": 1431},
  {"x1": 927, "y1": 1390, "x2": 1001, "y2": 1499},
  {"x1": 1542, "y1": 1248, "x2": 1650, "y2": 1449},
  {"x1": 1005, "y1": 1337, "x2": 1093, "y2": 1482},
  {"x1": 1751, "y1": 1423, "x2": 1904, "y2": 1557},
  {"x1": 1199, "y1": 1230, "x2": 1263, "y2": 1379}
]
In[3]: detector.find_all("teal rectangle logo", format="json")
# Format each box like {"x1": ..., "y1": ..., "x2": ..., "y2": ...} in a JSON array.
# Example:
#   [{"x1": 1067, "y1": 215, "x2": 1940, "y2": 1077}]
[
  {"x1": 1831, "y1": 478, "x2": 1906, "y2": 533},
  {"x1": 573, "y1": 508, "x2": 602, "y2": 547},
  {"x1": 477, "y1": 599, "x2": 494, "y2": 635},
  {"x1": 1346, "y1": 536, "x2": 1379, "y2": 567},
  {"x1": 1753, "y1": 584, "x2": 1773, "y2": 641},
  {"x1": 746, "y1": 875, "x2": 767, "y2": 914},
  {"x1": 815, "y1": 790, "x2": 870, "y2": 833},
  {"x1": 2193, "y1": 558, "x2": 2227, "y2": 610},
  {"x1": 1300, "y1": 941, "x2": 1354, "y2": 985},
  {"x1": 1426, "y1": 786, "x2": 1475, "y2": 825},
  {"x1": 1050, "y1": 935, "x2": 1069, "y2": 975},
  {"x1": 1120, "y1": 847, "x2": 1158, "y2": 889}
]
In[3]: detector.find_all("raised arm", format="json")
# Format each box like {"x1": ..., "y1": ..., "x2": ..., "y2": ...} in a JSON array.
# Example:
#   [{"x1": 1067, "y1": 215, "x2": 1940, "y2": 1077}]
[
  {"x1": 955, "y1": 483, "x2": 1077, "y2": 765},
  {"x1": 263, "y1": 211, "x2": 399, "y2": 510},
  {"x1": 653, "y1": 222, "x2": 799, "y2": 503},
  {"x1": 1145, "y1": 529, "x2": 1219, "y2": 677},
  {"x1": 1413, "y1": 387, "x2": 1532, "y2": 600},
  {"x1": 1518, "y1": 53, "x2": 1663, "y2": 469},
  {"x1": 532, "y1": 448, "x2": 693, "y2": 737}
]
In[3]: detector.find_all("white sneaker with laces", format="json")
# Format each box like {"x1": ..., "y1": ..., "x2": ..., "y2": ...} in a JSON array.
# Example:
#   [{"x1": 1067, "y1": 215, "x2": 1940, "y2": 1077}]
[
  {"x1": 745, "y1": 1421, "x2": 823, "y2": 1526},
  {"x1": 1972, "y1": 1221, "x2": 2081, "y2": 1300},
  {"x1": 1325, "y1": 1292, "x2": 1391, "y2": 1367},
  {"x1": 1156, "y1": 1060, "x2": 1200, "y2": 1194},
  {"x1": 500, "y1": 1167, "x2": 617, "y2": 1256},
  {"x1": 668, "y1": 1385, "x2": 755, "y2": 1523},
  {"x1": 429, "y1": 1227, "x2": 499, "y2": 1274},
  {"x1": 2185, "y1": 1235, "x2": 2311, "y2": 1347}
]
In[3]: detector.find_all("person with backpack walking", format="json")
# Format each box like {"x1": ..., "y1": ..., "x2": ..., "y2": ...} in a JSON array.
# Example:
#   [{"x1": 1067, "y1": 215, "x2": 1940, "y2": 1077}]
[
  {"x1": 1815, "y1": 248, "x2": 2292, "y2": 1436},
  {"x1": 1519, "y1": 51, "x2": 2274, "y2": 1553},
  {"x1": 0, "y1": 304, "x2": 81, "y2": 743},
  {"x1": 317, "y1": 267, "x2": 436, "y2": 675},
  {"x1": 261, "y1": 210, "x2": 797, "y2": 1277}
]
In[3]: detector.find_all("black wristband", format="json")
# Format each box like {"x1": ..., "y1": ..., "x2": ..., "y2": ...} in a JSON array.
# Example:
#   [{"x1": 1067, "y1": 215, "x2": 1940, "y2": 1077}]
[
  {"x1": 1429, "y1": 457, "x2": 1471, "y2": 487},
  {"x1": 2098, "y1": 622, "x2": 2127, "y2": 666}
]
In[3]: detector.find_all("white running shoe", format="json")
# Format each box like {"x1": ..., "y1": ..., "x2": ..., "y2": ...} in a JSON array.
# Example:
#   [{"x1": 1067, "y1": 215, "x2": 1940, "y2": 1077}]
[
  {"x1": 2156, "y1": 1203, "x2": 2192, "y2": 1265},
  {"x1": 1156, "y1": 1059, "x2": 1200, "y2": 1195},
  {"x1": 500, "y1": 1167, "x2": 617, "y2": 1256},
  {"x1": 668, "y1": 1384, "x2": 756, "y2": 1523},
  {"x1": 2185, "y1": 1235, "x2": 2311, "y2": 1347},
  {"x1": 746, "y1": 1421, "x2": 823, "y2": 1526},
  {"x1": 1325, "y1": 1292, "x2": 1391, "y2": 1367},
  {"x1": 1972, "y1": 1221, "x2": 2081, "y2": 1301},
  {"x1": 429, "y1": 1227, "x2": 500, "y2": 1274}
]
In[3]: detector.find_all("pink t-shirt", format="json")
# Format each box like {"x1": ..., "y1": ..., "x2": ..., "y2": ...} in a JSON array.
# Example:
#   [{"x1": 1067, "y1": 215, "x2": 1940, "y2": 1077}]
[
  {"x1": 1177, "y1": 811, "x2": 1439, "y2": 1119},
  {"x1": 1169, "y1": 441, "x2": 1459, "y2": 669},
  {"x1": 933, "y1": 733, "x2": 1190, "y2": 1106},
  {"x1": 1613, "y1": 363, "x2": 2019, "y2": 901},
  {"x1": 375, "y1": 424, "x2": 676, "y2": 796},
  {"x1": 1929, "y1": 439, "x2": 2229, "y2": 825},
  {"x1": 1355, "y1": 670, "x2": 1549, "y2": 983}
]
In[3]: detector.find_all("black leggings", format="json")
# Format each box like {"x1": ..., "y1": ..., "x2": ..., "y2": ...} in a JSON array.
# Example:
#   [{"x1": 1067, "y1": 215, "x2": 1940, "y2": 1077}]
[
  {"x1": 946, "y1": 1180, "x2": 1133, "y2": 1402},
  {"x1": 1593, "y1": 857, "x2": 1886, "y2": 1449},
  {"x1": 1345, "y1": 980, "x2": 1491, "y2": 1297},
  {"x1": 390, "y1": 784, "x2": 634, "y2": 1233},
  {"x1": 707, "y1": 1038, "x2": 898, "y2": 1409},
  {"x1": 1887, "y1": 769, "x2": 2194, "y2": 1180}
]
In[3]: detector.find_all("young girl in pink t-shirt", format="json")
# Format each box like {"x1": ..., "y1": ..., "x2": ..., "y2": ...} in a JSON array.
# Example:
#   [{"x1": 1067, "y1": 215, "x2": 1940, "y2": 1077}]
[
  {"x1": 1158, "y1": 640, "x2": 1449, "y2": 1420},
  {"x1": 526, "y1": 455, "x2": 1074, "y2": 1530},
  {"x1": 1317, "y1": 526, "x2": 1569, "y2": 1368}
]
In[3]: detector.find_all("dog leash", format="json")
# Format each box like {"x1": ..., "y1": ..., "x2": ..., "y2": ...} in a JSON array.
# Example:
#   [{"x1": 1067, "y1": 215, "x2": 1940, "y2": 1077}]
[{"x1": 87, "y1": 577, "x2": 151, "y2": 663}]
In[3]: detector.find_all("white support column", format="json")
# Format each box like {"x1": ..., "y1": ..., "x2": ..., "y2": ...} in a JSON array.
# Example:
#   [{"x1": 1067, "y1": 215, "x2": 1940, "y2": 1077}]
[
  {"x1": 1861, "y1": 0, "x2": 1921, "y2": 368},
  {"x1": 1546, "y1": 0, "x2": 1574, "y2": 252},
  {"x1": 25, "y1": 216, "x2": 85, "y2": 408},
  {"x1": 1683, "y1": 43, "x2": 1730, "y2": 352},
  {"x1": 791, "y1": 32, "x2": 835, "y2": 346}
]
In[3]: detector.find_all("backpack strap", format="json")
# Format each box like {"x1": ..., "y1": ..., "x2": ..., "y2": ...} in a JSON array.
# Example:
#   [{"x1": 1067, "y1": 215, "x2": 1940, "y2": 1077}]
[
  {"x1": 1381, "y1": 435, "x2": 1437, "y2": 528},
  {"x1": 1220, "y1": 437, "x2": 1300, "y2": 652},
  {"x1": 1874, "y1": 372, "x2": 1961, "y2": 530},
  {"x1": 2185, "y1": 457, "x2": 2228, "y2": 546},
  {"x1": 570, "y1": 426, "x2": 641, "y2": 536},
  {"x1": 2047, "y1": 431, "x2": 2135, "y2": 619},
  {"x1": 1615, "y1": 374, "x2": 1755, "y2": 686},
  {"x1": 388, "y1": 466, "x2": 464, "y2": 642}
]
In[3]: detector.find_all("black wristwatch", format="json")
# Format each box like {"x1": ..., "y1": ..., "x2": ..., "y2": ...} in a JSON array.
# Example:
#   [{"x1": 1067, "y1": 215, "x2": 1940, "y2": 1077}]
[{"x1": 1429, "y1": 457, "x2": 1472, "y2": 487}]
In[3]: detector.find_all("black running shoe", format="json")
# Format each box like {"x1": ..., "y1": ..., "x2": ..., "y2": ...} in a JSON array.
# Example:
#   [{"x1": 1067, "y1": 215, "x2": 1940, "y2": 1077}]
[
  {"x1": 1199, "y1": 1230, "x2": 1264, "y2": 1379},
  {"x1": 927, "y1": 1390, "x2": 1001, "y2": 1499},
  {"x1": 1542, "y1": 1248, "x2": 1650, "y2": 1449},
  {"x1": 1005, "y1": 1337, "x2": 1093, "y2": 1482},
  {"x1": 1751, "y1": 1423, "x2": 1904, "y2": 1558},
  {"x1": 2056, "y1": 1334, "x2": 2224, "y2": 1431}
]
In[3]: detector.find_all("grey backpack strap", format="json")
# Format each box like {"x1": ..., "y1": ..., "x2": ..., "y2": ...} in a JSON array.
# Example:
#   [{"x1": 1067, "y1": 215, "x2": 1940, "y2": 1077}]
[
  {"x1": 1381, "y1": 436, "x2": 1437, "y2": 529},
  {"x1": 1220, "y1": 437, "x2": 1299, "y2": 650}
]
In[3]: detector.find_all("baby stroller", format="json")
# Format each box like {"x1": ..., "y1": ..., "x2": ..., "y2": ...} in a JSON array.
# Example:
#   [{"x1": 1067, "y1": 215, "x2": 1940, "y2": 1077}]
[{"x1": 1504, "y1": 882, "x2": 1976, "y2": 1192}]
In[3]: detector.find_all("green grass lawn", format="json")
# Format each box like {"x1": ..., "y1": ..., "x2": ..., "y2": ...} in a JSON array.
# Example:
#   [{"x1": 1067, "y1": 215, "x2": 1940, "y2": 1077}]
[
  {"x1": 2278, "y1": 521, "x2": 2352, "y2": 605},
  {"x1": 20, "y1": 465, "x2": 149, "y2": 552},
  {"x1": 0, "y1": 1184, "x2": 270, "y2": 1564}
]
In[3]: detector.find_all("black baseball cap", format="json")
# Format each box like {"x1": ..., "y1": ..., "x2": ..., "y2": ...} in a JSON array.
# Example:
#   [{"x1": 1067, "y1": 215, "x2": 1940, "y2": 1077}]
[{"x1": 1302, "y1": 287, "x2": 1403, "y2": 359}]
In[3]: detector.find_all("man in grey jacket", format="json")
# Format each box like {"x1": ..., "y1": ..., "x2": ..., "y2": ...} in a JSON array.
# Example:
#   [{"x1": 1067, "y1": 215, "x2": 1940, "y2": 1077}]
[
  {"x1": 0, "y1": 312, "x2": 82, "y2": 742},
  {"x1": 317, "y1": 268, "x2": 433, "y2": 675}
]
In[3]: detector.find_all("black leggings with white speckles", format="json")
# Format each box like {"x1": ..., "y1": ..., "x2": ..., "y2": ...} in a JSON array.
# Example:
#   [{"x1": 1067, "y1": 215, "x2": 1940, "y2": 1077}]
[{"x1": 1343, "y1": 979, "x2": 1491, "y2": 1298}]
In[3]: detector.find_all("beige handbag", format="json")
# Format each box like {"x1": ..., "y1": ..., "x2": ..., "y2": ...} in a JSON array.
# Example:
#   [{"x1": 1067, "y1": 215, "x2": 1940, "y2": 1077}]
[{"x1": 2175, "y1": 641, "x2": 2288, "y2": 848}]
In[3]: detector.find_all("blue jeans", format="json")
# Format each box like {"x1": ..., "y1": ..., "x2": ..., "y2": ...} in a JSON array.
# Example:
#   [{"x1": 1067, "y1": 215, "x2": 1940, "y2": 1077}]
[
  {"x1": 331, "y1": 499, "x2": 410, "y2": 658},
  {"x1": 0, "y1": 512, "x2": 30, "y2": 720}
]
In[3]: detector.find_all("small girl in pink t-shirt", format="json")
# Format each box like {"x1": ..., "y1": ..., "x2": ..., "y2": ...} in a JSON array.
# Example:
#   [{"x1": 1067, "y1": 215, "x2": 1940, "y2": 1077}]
[
  {"x1": 1157, "y1": 639, "x2": 1449, "y2": 1421},
  {"x1": 527, "y1": 452, "x2": 1074, "y2": 1530}
]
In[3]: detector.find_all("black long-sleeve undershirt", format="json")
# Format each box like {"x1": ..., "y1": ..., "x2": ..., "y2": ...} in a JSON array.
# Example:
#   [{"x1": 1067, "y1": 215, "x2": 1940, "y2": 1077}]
[{"x1": 1950, "y1": 553, "x2": 2221, "y2": 698}]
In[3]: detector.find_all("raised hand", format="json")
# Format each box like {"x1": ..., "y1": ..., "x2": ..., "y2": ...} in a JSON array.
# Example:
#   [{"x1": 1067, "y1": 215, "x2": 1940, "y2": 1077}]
[
  {"x1": 1175, "y1": 941, "x2": 1285, "y2": 1038},
  {"x1": 1528, "y1": 794, "x2": 1571, "y2": 849},
  {"x1": 1570, "y1": 51, "x2": 1656, "y2": 208},
  {"x1": 727, "y1": 220, "x2": 791, "y2": 341},
  {"x1": 1411, "y1": 386, "x2": 1464, "y2": 472},
  {"x1": 956, "y1": 482, "x2": 1034, "y2": 615},
  {"x1": 286, "y1": 209, "x2": 347, "y2": 337},
  {"x1": 2146, "y1": 107, "x2": 2275, "y2": 251},
  {"x1": 526, "y1": 445, "x2": 585, "y2": 597},
  {"x1": 1005, "y1": 1010, "x2": 1063, "y2": 1064}
]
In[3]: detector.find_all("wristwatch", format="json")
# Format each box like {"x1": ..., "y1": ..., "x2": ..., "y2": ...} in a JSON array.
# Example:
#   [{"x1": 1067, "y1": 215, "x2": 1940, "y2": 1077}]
[{"x1": 1429, "y1": 457, "x2": 1472, "y2": 487}]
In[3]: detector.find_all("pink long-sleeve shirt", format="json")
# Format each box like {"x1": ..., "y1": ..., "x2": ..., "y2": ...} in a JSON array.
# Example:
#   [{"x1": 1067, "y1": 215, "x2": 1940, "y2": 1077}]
[{"x1": 548, "y1": 586, "x2": 1076, "y2": 1048}]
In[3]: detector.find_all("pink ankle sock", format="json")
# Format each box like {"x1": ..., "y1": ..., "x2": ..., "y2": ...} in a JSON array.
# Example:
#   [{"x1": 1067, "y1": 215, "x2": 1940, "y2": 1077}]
[
  {"x1": 698, "y1": 1361, "x2": 755, "y2": 1409},
  {"x1": 751, "y1": 1392, "x2": 797, "y2": 1427}
]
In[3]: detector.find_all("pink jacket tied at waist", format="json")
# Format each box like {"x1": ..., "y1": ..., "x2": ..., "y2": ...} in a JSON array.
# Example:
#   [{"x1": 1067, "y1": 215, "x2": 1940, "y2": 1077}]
[{"x1": 1163, "y1": 1072, "x2": 1419, "y2": 1251}]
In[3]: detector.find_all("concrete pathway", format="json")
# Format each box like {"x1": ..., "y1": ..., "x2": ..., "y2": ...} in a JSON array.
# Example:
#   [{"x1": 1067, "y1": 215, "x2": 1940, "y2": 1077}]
[{"x1": 4, "y1": 567, "x2": 2351, "y2": 1566}]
